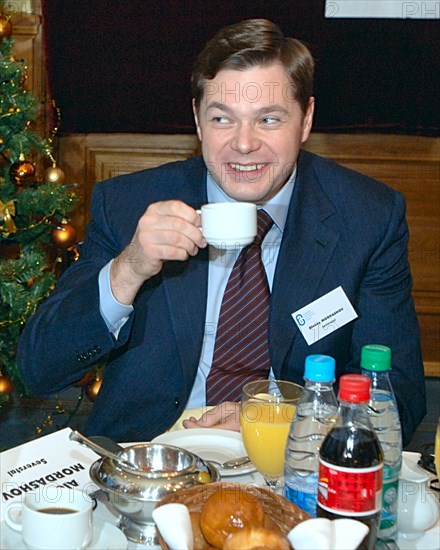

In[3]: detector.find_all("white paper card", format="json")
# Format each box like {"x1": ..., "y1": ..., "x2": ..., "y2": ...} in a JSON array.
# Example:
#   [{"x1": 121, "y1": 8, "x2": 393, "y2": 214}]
[
  {"x1": 0, "y1": 427, "x2": 99, "y2": 521},
  {"x1": 325, "y1": 1, "x2": 439, "y2": 19},
  {"x1": 292, "y1": 286, "x2": 358, "y2": 346}
]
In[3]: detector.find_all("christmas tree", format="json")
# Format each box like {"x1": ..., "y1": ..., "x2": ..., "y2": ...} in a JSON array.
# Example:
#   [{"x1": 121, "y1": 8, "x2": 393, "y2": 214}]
[{"x1": 0, "y1": 13, "x2": 77, "y2": 408}]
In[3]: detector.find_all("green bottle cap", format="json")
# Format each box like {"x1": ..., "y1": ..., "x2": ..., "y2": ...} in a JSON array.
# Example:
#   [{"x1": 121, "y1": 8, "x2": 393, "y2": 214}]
[{"x1": 361, "y1": 344, "x2": 391, "y2": 371}]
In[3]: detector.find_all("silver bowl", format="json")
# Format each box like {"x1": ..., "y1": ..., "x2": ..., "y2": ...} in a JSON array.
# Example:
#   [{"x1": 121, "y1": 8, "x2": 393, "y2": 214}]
[{"x1": 89, "y1": 443, "x2": 219, "y2": 545}]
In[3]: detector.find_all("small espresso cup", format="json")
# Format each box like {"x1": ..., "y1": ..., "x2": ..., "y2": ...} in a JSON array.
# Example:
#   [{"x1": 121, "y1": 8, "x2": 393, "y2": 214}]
[
  {"x1": 199, "y1": 202, "x2": 257, "y2": 249},
  {"x1": 4, "y1": 487, "x2": 93, "y2": 550}
]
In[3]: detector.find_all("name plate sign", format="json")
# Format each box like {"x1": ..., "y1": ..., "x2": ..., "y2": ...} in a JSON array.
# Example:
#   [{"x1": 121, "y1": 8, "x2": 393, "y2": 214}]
[{"x1": 0, "y1": 427, "x2": 98, "y2": 521}]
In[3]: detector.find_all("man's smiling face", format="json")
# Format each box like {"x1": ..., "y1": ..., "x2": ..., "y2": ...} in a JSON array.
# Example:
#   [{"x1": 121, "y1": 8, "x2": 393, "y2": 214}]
[{"x1": 194, "y1": 62, "x2": 314, "y2": 204}]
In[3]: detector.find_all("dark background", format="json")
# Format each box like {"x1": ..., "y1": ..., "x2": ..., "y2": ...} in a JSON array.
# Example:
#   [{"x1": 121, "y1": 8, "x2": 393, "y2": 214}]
[{"x1": 42, "y1": 0, "x2": 439, "y2": 135}]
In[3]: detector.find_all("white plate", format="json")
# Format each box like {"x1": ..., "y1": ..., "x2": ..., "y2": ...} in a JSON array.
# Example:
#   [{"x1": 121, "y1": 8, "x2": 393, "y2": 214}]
[
  {"x1": 0, "y1": 517, "x2": 128, "y2": 550},
  {"x1": 151, "y1": 428, "x2": 256, "y2": 477}
]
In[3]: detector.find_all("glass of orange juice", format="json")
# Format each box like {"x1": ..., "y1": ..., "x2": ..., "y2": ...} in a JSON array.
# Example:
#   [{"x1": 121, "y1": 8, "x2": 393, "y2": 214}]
[{"x1": 240, "y1": 379, "x2": 302, "y2": 490}]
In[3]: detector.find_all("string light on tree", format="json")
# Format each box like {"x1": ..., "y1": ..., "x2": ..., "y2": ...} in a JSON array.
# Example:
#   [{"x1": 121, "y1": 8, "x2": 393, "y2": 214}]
[
  {"x1": 42, "y1": 414, "x2": 53, "y2": 427},
  {"x1": 43, "y1": 99, "x2": 65, "y2": 185},
  {"x1": 55, "y1": 398, "x2": 66, "y2": 415}
]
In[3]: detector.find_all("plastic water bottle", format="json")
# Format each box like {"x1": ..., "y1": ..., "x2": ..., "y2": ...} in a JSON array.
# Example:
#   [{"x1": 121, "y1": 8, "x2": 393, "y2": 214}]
[
  {"x1": 361, "y1": 344, "x2": 402, "y2": 541},
  {"x1": 284, "y1": 354, "x2": 338, "y2": 517},
  {"x1": 318, "y1": 374, "x2": 384, "y2": 550}
]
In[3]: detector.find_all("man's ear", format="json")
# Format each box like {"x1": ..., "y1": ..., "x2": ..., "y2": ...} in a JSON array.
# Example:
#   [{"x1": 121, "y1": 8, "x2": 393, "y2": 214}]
[
  {"x1": 192, "y1": 99, "x2": 202, "y2": 141},
  {"x1": 301, "y1": 97, "x2": 315, "y2": 144}
]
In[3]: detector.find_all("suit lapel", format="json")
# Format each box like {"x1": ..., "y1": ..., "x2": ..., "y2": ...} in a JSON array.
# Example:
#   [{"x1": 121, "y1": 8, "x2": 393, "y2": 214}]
[
  {"x1": 162, "y1": 161, "x2": 209, "y2": 390},
  {"x1": 270, "y1": 153, "x2": 340, "y2": 376}
]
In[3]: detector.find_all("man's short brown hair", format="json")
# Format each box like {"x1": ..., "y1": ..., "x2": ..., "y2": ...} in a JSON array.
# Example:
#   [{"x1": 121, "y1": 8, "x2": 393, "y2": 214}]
[{"x1": 191, "y1": 19, "x2": 314, "y2": 114}]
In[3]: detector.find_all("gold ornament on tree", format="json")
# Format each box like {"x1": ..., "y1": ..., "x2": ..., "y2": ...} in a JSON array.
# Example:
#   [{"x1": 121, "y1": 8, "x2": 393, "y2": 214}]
[
  {"x1": 51, "y1": 218, "x2": 77, "y2": 249},
  {"x1": 85, "y1": 373, "x2": 103, "y2": 402},
  {"x1": 0, "y1": 372, "x2": 14, "y2": 395},
  {"x1": 0, "y1": 199, "x2": 17, "y2": 235},
  {"x1": 0, "y1": 14, "x2": 12, "y2": 41},
  {"x1": 44, "y1": 164, "x2": 65, "y2": 184},
  {"x1": 10, "y1": 153, "x2": 36, "y2": 185}
]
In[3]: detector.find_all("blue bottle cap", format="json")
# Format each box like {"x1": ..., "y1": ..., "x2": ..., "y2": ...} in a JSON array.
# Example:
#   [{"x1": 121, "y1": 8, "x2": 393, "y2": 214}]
[{"x1": 304, "y1": 355, "x2": 335, "y2": 382}]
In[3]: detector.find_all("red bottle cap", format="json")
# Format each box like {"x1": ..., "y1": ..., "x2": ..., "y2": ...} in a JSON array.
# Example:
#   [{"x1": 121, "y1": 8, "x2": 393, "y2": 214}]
[{"x1": 339, "y1": 374, "x2": 371, "y2": 402}]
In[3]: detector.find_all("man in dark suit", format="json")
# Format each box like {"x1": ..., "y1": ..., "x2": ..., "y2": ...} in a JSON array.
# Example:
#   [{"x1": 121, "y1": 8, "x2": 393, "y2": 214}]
[{"x1": 18, "y1": 19, "x2": 425, "y2": 446}]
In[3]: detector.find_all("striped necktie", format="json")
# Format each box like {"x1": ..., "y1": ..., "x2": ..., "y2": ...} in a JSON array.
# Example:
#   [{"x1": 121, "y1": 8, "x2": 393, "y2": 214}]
[{"x1": 205, "y1": 209, "x2": 274, "y2": 405}]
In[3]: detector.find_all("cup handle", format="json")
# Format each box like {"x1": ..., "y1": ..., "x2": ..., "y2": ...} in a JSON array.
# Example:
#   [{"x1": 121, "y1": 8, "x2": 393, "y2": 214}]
[
  {"x1": 196, "y1": 209, "x2": 203, "y2": 232},
  {"x1": 4, "y1": 503, "x2": 23, "y2": 532}
]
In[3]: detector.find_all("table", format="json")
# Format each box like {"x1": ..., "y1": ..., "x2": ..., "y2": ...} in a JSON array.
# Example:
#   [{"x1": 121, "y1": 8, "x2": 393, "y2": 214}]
[{"x1": 93, "y1": 455, "x2": 440, "y2": 550}]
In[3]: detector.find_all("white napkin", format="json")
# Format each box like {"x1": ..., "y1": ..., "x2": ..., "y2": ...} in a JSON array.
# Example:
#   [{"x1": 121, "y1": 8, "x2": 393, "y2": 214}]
[
  {"x1": 288, "y1": 518, "x2": 369, "y2": 550},
  {"x1": 152, "y1": 503, "x2": 193, "y2": 550}
]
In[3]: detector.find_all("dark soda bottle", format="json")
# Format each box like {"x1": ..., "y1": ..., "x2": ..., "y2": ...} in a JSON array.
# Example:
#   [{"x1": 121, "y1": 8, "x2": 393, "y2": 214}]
[{"x1": 317, "y1": 374, "x2": 384, "y2": 550}]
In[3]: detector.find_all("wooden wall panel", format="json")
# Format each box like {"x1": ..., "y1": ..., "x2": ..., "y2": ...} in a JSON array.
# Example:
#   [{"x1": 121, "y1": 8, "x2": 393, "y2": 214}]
[
  {"x1": 10, "y1": 11, "x2": 43, "y2": 95},
  {"x1": 58, "y1": 134, "x2": 199, "y2": 243},
  {"x1": 9, "y1": 9, "x2": 46, "y2": 138},
  {"x1": 58, "y1": 133, "x2": 440, "y2": 376}
]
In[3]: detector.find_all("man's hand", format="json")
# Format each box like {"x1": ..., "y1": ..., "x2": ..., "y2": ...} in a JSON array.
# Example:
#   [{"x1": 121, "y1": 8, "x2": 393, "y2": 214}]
[
  {"x1": 183, "y1": 402, "x2": 240, "y2": 432},
  {"x1": 110, "y1": 200, "x2": 206, "y2": 304}
]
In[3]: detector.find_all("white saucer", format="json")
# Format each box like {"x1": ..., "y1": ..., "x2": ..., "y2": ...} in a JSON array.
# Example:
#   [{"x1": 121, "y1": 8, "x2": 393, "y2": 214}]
[
  {"x1": 152, "y1": 428, "x2": 256, "y2": 477},
  {"x1": 0, "y1": 517, "x2": 128, "y2": 550},
  {"x1": 397, "y1": 518, "x2": 440, "y2": 550},
  {"x1": 397, "y1": 452, "x2": 440, "y2": 550}
]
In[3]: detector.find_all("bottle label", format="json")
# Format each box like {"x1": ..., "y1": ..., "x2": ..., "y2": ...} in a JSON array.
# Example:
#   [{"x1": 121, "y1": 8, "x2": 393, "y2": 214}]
[
  {"x1": 380, "y1": 475, "x2": 399, "y2": 533},
  {"x1": 285, "y1": 484, "x2": 317, "y2": 518},
  {"x1": 318, "y1": 459, "x2": 383, "y2": 516}
]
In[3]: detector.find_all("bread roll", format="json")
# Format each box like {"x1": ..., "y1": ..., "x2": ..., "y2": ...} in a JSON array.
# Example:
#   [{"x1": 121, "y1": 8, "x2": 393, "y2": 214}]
[
  {"x1": 222, "y1": 527, "x2": 291, "y2": 550},
  {"x1": 200, "y1": 487, "x2": 265, "y2": 548},
  {"x1": 190, "y1": 512, "x2": 210, "y2": 550}
]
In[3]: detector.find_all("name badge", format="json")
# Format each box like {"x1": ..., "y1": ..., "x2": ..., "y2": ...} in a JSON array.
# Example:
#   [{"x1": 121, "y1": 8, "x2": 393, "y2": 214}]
[{"x1": 292, "y1": 286, "x2": 358, "y2": 345}]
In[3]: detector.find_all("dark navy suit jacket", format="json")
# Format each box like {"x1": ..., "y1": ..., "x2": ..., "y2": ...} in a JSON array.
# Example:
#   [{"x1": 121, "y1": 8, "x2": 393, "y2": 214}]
[{"x1": 18, "y1": 151, "x2": 426, "y2": 445}]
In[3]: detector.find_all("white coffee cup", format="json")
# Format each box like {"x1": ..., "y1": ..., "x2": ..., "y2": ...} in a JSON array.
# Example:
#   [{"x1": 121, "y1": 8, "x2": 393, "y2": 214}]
[
  {"x1": 4, "y1": 487, "x2": 93, "y2": 550},
  {"x1": 199, "y1": 202, "x2": 257, "y2": 249}
]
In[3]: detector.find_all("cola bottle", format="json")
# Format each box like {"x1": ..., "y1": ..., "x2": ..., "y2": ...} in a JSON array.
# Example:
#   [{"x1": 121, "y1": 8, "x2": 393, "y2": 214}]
[{"x1": 317, "y1": 374, "x2": 384, "y2": 550}]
